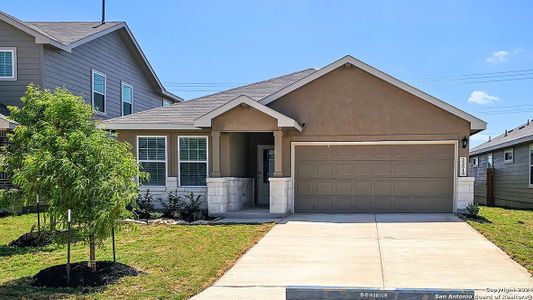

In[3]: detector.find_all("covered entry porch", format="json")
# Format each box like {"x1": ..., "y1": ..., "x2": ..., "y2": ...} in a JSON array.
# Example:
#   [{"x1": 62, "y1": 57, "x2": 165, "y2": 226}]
[{"x1": 195, "y1": 95, "x2": 301, "y2": 216}]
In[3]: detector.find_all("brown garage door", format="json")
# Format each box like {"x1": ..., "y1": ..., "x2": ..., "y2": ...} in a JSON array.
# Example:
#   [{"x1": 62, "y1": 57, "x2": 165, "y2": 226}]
[{"x1": 294, "y1": 144, "x2": 455, "y2": 213}]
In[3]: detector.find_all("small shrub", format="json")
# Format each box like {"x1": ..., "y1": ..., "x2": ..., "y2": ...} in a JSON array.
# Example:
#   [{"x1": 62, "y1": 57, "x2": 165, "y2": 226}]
[
  {"x1": 160, "y1": 190, "x2": 183, "y2": 218},
  {"x1": 466, "y1": 202, "x2": 480, "y2": 217},
  {"x1": 182, "y1": 192, "x2": 206, "y2": 222},
  {"x1": 135, "y1": 190, "x2": 155, "y2": 219},
  {"x1": 149, "y1": 211, "x2": 163, "y2": 219}
]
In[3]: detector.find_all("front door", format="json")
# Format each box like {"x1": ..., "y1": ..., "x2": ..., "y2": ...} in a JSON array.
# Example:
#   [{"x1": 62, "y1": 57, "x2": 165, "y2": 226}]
[{"x1": 257, "y1": 145, "x2": 275, "y2": 205}]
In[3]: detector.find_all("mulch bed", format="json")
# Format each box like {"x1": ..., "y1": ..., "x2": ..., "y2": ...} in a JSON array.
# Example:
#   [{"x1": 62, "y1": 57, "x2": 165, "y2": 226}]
[
  {"x1": 32, "y1": 261, "x2": 138, "y2": 287},
  {"x1": 9, "y1": 231, "x2": 54, "y2": 247}
]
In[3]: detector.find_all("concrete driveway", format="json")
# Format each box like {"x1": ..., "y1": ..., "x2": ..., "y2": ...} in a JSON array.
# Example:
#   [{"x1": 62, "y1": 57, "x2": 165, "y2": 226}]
[{"x1": 193, "y1": 213, "x2": 533, "y2": 299}]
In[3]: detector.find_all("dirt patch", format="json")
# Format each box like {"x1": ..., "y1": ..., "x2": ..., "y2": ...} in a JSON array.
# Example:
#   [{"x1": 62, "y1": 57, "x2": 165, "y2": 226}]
[
  {"x1": 9, "y1": 231, "x2": 54, "y2": 247},
  {"x1": 32, "y1": 261, "x2": 138, "y2": 287}
]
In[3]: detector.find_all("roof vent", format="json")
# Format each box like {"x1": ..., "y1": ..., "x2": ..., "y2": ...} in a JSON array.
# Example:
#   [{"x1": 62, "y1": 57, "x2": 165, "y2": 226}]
[
  {"x1": 504, "y1": 130, "x2": 508, "y2": 136},
  {"x1": 488, "y1": 136, "x2": 491, "y2": 141}
]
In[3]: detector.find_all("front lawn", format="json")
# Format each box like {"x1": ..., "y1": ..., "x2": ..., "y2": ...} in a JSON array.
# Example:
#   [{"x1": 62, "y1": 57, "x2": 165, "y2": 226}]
[
  {"x1": 463, "y1": 206, "x2": 532, "y2": 274},
  {"x1": 0, "y1": 214, "x2": 273, "y2": 299}
]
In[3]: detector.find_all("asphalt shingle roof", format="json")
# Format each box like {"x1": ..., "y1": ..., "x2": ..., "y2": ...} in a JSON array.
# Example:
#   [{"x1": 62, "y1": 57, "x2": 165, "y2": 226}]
[
  {"x1": 27, "y1": 21, "x2": 122, "y2": 45},
  {"x1": 102, "y1": 68, "x2": 316, "y2": 129},
  {"x1": 470, "y1": 120, "x2": 533, "y2": 155}
]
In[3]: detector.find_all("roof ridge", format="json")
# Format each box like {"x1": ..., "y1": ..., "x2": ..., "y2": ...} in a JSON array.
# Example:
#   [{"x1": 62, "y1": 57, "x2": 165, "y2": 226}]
[
  {"x1": 185, "y1": 68, "x2": 316, "y2": 103},
  {"x1": 27, "y1": 21, "x2": 123, "y2": 23}
]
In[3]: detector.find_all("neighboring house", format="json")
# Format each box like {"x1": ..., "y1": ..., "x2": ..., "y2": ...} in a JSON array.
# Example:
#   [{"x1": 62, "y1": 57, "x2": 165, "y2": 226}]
[
  {"x1": 0, "y1": 10, "x2": 181, "y2": 121},
  {"x1": 469, "y1": 121, "x2": 533, "y2": 209},
  {"x1": 102, "y1": 55, "x2": 486, "y2": 215}
]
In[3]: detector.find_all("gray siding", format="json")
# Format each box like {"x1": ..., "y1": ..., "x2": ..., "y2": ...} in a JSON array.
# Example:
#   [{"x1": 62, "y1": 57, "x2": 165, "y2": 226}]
[
  {"x1": 43, "y1": 29, "x2": 164, "y2": 119},
  {"x1": 470, "y1": 154, "x2": 488, "y2": 205},
  {"x1": 470, "y1": 143, "x2": 533, "y2": 209},
  {"x1": 0, "y1": 20, "x2": 42, "y2": 107}
]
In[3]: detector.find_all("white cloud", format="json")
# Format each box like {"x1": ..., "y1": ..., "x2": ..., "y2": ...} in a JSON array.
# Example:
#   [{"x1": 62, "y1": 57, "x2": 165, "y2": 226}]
[
  {"x1": 469, "y1": 134, "x2": 491, "y2": 148},
  {"x1": 468, "y1": 90, "x2": 499, "y2": 105},
  {"x1": 485, "y1": 49, "x2": 523, "y2": 63}
]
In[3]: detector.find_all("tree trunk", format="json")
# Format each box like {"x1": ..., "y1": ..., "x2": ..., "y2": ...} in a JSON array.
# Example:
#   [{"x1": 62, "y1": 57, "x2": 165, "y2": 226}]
[{"x1": 89, "y1": 234, "x2": 96, "y2": 271}]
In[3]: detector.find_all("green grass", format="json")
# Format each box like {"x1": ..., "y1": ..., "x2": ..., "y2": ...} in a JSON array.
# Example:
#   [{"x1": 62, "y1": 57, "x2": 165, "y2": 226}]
[
  {"x1": 0, "y1": 214, "x2": 273, "y2": 299},
  {"x1": 463, "y1": 206, "x2": 532, "y2": 274}
]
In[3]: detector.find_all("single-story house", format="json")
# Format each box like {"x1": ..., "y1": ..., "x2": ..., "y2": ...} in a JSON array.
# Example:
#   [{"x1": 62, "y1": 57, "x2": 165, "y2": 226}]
[
  {"x1": 102, "y1": 56, "x2": 486, "y2": 215},
  {"x1": 470, "y1": 120, "x2": 533, "y2": 209}
]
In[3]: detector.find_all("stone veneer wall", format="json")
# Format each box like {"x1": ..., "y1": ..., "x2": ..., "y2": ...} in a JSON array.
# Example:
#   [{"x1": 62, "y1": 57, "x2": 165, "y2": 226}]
[
  {"x1": 140, "y1": 177, "x2": 208, "y2": 209},
  {"x1": 207, "y1": 177, "x2": 254, "y2": 216},
  {"x1": 456, "y1": 176, "x2": 475, "y2": 212},
  {"x1": 269, "y1": 177, "x2": 292, "y2": 214}
]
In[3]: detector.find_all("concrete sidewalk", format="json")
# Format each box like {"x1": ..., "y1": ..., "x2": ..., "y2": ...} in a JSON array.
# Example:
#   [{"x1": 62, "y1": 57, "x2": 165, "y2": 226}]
[{"x1": 192, "y1": 213, "x2": 533, "y2": 299}]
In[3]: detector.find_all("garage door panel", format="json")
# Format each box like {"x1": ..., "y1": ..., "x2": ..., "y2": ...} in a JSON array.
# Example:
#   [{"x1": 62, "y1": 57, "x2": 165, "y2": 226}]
[
  {"x1": 333, "y1": 161, "x2": 354, "y2": 177},
  {"x1": 333, "y1": 179, "x2": 352, "y2": 195},
  {"x1": 353, "y1": 181, "x2": 372, "y2": 194},
  {"x1": 374, "y1": 161, "x2": 393, "y2": 176},
  {"x1": 314, "y1": 161, "x2": 333, "y2": 178},
  {"x1": 297, "y1": 161, "x2": 314, "y2": 178},
  {"x1": 373, "y1": 181, "x2": 393, "y2": 195},
  {"x1": 392, "y1": 196, "x2": 413, "y2": 210},
  {"x1": 392, "y1": 181, "x2": 411, "y2": 195},
  {"x1": 314, "y1": 146, "x2": 332, "y2": 160},
  {"x1": 314, "y1": 197, "x2": 333, "y2": 210},
  {"x1": 296, "y1": 179, "x2": 314, "y2": 196},
  {"x1": 354, "y1": 161, "x2": 373, "y2": 175},
  {"x1": 333, "y1": 146, "x2": 354, "y2": 160},
  {"x1": 374, "y1": 196, "x2": 394, "y2": 210},
  {"x1": 332, "y1": 197, "x2": 353, "y2": 210},
  {"x1": 316, "y1": 180, "x2": 333, "y2": 195},
  {"x1": 295, "y1": 144, "x2": 454, "y2": 213}
]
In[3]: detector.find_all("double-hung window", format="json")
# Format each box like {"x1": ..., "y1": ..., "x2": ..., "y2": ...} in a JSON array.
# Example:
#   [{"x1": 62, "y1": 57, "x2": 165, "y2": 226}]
[
  {"x1": 179, "y1": 136, "x2": 208, "y2": 186},
  {"x1": 0, "y1": 48, "x2": 16, "y2": 80},
  {"x1": 471, "y1": 156, "x2": 479, "y2": 167},
  {"x1": 92, "y1": 70, "x2": 106, "y2": 114},
  {"x1": 529, "y1": 145, "x2": 533, "y2": 188},
  {"x1": 138, "y1": 136, "x2": 167, "y2": 186},
  {"x1": 121, "y1": 82, "x2": 133, "y2": 116}
]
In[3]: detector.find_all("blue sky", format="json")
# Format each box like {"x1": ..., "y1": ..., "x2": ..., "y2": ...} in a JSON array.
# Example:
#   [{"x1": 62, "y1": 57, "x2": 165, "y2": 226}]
[{"x1": 3, "y1": 0, "x2": 532, "y2": 147}]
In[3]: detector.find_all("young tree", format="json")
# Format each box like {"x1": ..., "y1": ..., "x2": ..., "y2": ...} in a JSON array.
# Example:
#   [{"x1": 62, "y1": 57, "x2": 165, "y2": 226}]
[{"x1": 2, "y1": 85, "x2": 144, "y2": 271}]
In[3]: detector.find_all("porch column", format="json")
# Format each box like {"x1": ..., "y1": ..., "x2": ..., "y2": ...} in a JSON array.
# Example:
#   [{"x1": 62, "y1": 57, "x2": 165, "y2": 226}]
[
  {"x1": 273, "y1": 130, "x2": 283, "y2": 177},
  {"x1": 211, "y1": 130, "x2": 221, "y2": 177}
]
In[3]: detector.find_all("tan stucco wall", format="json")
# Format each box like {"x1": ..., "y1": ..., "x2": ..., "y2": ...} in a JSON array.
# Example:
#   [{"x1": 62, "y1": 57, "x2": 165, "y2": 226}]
[
  {"x1": 267, "y1": 66, "x2": 471, "y2": 176},
  {"x1": 212, "y1": 106, "x2": 278, "y2": 132}
]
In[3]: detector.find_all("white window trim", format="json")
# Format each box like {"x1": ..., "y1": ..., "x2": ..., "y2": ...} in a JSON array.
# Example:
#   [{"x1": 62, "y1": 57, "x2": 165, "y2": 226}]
[
  {"x1": 472, "y1": 156, "x2": 479, "y2": 167},
  {"x1": 529, "y1": 144, "x2": 533, "y2": 188},
  {"x1": 136, "y1": 135, "x2": 168, "y2": 188},
  {"x1": 0, "y1": 47, "x2": 17, "y2": 81},
  {"x1": 503, "y1": 148, "x2": 514, "y2": 164},
  {"x1": 121, "y1": 81, "x2": 133, "y2": 116},
  {"x1": 178, "y1": 135, "x2": 209, "y2": 187},
  {"x1": 91, "y1": 69, "x2": 106, "y2": 115}
]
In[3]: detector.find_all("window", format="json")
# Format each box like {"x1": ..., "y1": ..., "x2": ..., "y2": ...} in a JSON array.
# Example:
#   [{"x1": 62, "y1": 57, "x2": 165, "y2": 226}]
[
  {"x1": 530, "y1": 145, "x2": 533, "y2": 188},
  {"x1": 472, "y1": 156, "x2": 479, "y2": 167},
  {"x1": 179, "y1": 136, "x2": 208, "y2": 186},
  {"x1": 121, "y1": 82, "x2": 133, "y2": 116},
  {"x1": 138, "y1": 136, "x2": 167, "y2": 186},
  {"x1": 162, "y1": 99, "x2": 173, "y2": 107},
  {"x1": 0, "y1": 48, "x2": 16, "y2": 80},
  {"x1": 487, "y1": 153, "x2": 493, "y2": 168},
  {"x1": 92, "y1": 70, "x2": 106, "y2": 114},
  {"x1": 504, "y1": 148, "x2": 514, "y2": 163}
]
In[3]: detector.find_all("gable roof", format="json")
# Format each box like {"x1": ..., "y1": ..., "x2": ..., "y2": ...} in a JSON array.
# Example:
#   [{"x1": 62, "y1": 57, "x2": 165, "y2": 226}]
[
  {"x1": 100, "y1": 69, "x2": 315, "y2": 130},
  {"x1": 260, "y1": 56, "x2": 487, "y2": 134},
  {"x1": 194, "y1": 95, "x2": 302, "y2": 131},
  {"x1": 0, "y1": 10, "x2": 181, "y2": 102},
  {"x1": 470, "y1": 120, "x2": 533, "y2": 155}
]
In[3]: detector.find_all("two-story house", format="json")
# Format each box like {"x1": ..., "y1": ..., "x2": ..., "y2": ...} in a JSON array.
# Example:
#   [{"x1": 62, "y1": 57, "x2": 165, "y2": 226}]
[
  {"x1": 0, "y1": 10, "x2": 181, "y2": 119},
  {"x1": 0, "y1": 10, "x2": 181, "y2": 188}
]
